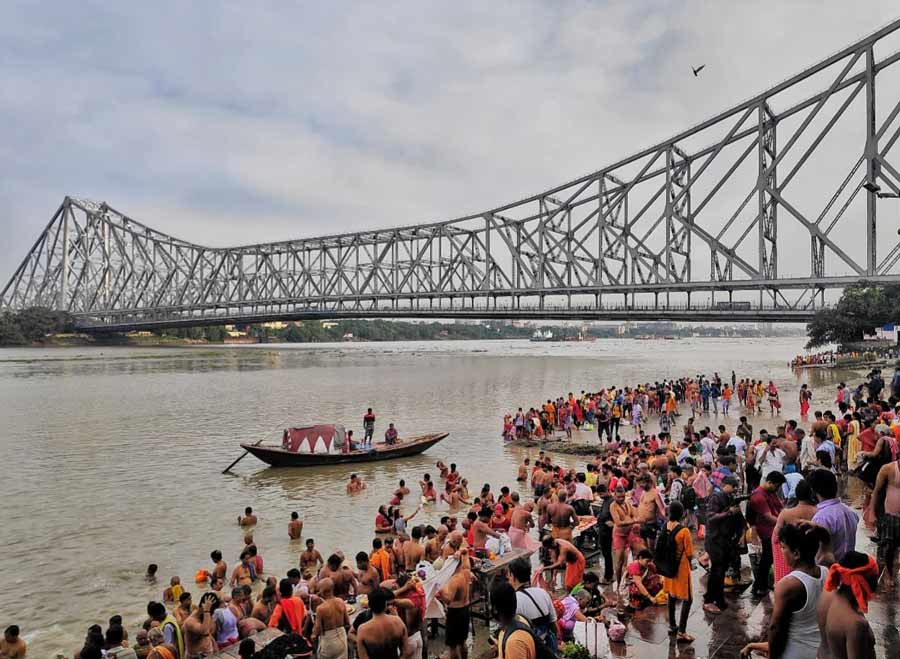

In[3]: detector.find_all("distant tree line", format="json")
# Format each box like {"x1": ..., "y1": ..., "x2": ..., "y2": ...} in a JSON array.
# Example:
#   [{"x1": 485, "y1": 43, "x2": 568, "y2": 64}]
[
  {"x1": 806, "y1": 282, "x2": 900, "y2": 349},
  {"x1": 0, "y1": 307, "x2": 74, "y2": 345}
]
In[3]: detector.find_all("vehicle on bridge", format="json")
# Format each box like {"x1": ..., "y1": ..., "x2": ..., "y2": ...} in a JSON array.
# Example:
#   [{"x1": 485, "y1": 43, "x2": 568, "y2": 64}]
[
  {"x1": 240, "y1": 423, "x2": 448, "y2": 467},
  {"x1": 714, "y1": 301, "x2": 752, "y2": 311}
]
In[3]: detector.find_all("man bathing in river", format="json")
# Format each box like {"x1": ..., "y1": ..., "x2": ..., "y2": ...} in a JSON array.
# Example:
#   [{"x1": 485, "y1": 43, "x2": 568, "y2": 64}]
[
  {"x1": 237, "y1": 507, "x2": 257, "y2": 526},
  {"x1": 300, "y1": 538, "x2": 324, "y2": 573},
  {"x1": 288, "y1": 511, "x2": 303, "y2": 539},
  {"x1": 347, "y1": 474, "x2": 366, "y2": 494},
  {"x1": 230, "y1": 552, "x2": 253, "y2": 587}
]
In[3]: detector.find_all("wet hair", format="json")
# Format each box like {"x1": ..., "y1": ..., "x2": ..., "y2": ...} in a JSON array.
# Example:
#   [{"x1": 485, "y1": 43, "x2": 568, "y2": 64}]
[
  {"x1": 4, "y1": 626, "x2": 18, "y2": 637},
  {"x1": 306, "y1": 538, "x2": 315, "y2": 546},
  {"x1": 81, "y1": 645, "x2": 103, "y2": 659},
  {"x1": 245, "y1": 507, "x2": 253, "y2": 515},
  {"x1": 179, "y1": 591, "x2": 192, "y2": 603},
  {"x1": 211, "y1": 550, "x2": 222, "y2": 561},
  {"x1": 372, "y1": 538, "x2": 383, "y2": 549},
  {"x1": 399, "y1": 479, "x2": 405, "y2": 487},
  {"x1": 231, "y1": 587, "x2": 244, "y2": 599},
  {"x1": 106, "y1": 625, "x2": 126, "y2": 646},
  {"x1": 668, "y1": 500, "x2": 685, "y2": 522},
  {"x1": 491, "y1": 581, "x2": 518, "y2": 619},
  {"x1": 327, "y1": 554, "x2": 342, "y2": 569},
  {"x1": 201, "y1": 592, "x2": 220, "y2": 610},
  {"x1": 109, "y1": 615, "x2": 122, "y2": 627},
  {"x1": 356, "y1": 551, "x2": 369, "y2": 564},
  {"x1": 508, "y1": 557, "x2": 532, "y2": 584},
  {"x1": 279, "y1": 578, "x2": 293, "y2": 598},
  {"x1": 778, "y1": 523, "x2": 829, "y2": 566},
  {"x1": 291, "y1": 512, "x2": 299, "y2": 520},
  {"x1": 262, "y1": 585, "x2": 276, "y2": 602},
  {"x1": 147, "y1": 601, "x2": 167, "y2": 621},
  {"x1": 368, "y1": 587, "x2": 394, "y2": 614},
  {"x1": 147, "y1": 564, "x2": 158, "y2": 575},
  {"x1": 287, "y1": 568, "x2": 300, "y2": 579},
  {"x1": 807, "y1": 468, "x2": 838, "y2": 500}
]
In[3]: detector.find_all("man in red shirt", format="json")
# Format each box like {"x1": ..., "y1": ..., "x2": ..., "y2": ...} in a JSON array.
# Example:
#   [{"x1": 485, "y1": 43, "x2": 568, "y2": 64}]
[{"x1": 748, "y1": 471, "x2": 786, "y2": 598}]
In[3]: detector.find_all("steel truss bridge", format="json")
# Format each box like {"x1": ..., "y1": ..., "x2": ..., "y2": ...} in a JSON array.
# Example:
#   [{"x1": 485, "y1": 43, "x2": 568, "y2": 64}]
[{"x1": 6, "y1": 21, "x2": 900, "y2": 332}]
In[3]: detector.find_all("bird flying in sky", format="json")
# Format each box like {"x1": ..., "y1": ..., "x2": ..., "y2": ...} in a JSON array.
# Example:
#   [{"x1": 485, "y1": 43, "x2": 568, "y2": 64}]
[{"x1": 692, "y1": 64, "x2": 706, "y2": 77}]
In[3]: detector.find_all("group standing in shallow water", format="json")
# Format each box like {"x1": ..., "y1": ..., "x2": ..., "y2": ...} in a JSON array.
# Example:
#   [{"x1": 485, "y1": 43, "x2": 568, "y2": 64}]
[{"x1": 20, "y1": 365, "x2": 900, "y2": 659}]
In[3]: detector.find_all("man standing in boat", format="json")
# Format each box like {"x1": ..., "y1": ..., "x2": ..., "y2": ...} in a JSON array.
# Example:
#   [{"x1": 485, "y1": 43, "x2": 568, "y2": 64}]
[{"x1": 363, "y1": 408, "x2": 376, "y2": 446}]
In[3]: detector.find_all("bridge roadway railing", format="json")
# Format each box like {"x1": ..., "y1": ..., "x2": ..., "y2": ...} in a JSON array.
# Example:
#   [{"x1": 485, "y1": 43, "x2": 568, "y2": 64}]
[{"x1": 73, "y1": 300, "x2": 822, "y2": 332}]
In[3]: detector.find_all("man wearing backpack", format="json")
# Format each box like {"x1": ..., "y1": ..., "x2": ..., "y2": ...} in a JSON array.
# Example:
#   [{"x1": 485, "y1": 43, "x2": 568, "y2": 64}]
[
  {"x1": 492, "y1": 582, "x2": 556, "y2": 659},
  {"x1": 507, "y1": 558, "x2": 558, "y2": 652}
]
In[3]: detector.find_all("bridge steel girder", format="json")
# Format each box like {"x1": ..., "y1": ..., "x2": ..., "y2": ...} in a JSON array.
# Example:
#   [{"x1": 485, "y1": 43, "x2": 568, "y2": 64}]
[{"x1": 4, "y1": 20, "x2": 900, "y2": 330}]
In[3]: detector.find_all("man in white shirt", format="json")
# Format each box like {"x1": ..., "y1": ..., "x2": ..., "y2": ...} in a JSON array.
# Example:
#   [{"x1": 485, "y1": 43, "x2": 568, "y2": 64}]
[
  {"x1": 755, "y1": 437, "x2": 785, "y2": 480},
  {"x1": 508, "y1": 557, "x2": 557, "y2": 646}
]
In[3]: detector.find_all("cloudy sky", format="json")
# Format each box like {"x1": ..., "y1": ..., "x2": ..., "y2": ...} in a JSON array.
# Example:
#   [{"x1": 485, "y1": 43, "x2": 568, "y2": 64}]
[{"x1": 2, "y1": 1, "x2": 900, "y2": 279}]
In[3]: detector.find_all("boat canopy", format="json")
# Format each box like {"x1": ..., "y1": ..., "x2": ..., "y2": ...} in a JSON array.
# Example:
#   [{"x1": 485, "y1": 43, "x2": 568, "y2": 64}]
[{"x1": 281, "y1": 425, "x2": 348, "y2": 454}]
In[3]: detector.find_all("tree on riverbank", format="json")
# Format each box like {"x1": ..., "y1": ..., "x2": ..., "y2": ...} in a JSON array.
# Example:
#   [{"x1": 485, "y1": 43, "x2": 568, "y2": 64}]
[
  {"x1": 806, "y1": 282, "x2": 900, "y2": 349},
  {"x1": 0, "y1": 307, "x2": 74, "y2": 345}
]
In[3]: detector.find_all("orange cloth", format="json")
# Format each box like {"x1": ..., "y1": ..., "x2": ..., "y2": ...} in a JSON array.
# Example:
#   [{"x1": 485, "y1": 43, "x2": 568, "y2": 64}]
[
  {"x1": 370, "y1": 548, "x2": 392, "y2": 581},
  {"x1": 268, "y1": 595, "x2": 306, "y2": 633},
  {"x1": 824, "y1": 556, "x2": 878, "y2": 613},
  {"x1": 564, "y1": 552, "x2": 586, "y2": 591},
  {"x1": 661, "y1": 526, "x2": 693, "y2": 600}
]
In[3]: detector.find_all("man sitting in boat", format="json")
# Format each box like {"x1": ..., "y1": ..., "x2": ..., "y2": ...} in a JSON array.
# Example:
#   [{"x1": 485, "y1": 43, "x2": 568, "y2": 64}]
[{"x1": 384, "y1": 423, "x2": 399, "y2": 445}]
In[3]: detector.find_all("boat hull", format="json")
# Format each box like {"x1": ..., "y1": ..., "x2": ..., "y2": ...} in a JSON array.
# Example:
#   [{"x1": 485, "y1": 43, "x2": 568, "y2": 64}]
[{"x1": 240, "y1": 433, "x2": 449, "y2": 467}]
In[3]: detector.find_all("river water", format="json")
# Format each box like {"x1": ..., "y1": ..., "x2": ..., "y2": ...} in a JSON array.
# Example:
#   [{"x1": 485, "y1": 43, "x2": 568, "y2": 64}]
[{"x1": 0, "y1": 337, "x2": 863, "y2": 657}]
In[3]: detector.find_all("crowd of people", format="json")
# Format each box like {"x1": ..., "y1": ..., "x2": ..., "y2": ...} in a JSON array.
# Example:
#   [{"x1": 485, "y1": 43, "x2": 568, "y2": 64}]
[
  {"x1": 12, "y1": 366, "x2": 900, "y2": 659},
  {"x1": 501, "y1": 372, "x2": 796, "y2": 443}
]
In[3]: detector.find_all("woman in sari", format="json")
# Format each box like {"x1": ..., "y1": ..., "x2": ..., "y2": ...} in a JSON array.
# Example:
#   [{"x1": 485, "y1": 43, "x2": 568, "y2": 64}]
[{"x1": 623, "y1": 549, "x2": 663, "y2": 610}]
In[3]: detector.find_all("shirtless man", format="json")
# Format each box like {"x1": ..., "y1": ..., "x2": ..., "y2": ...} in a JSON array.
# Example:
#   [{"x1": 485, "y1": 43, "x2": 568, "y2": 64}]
[
  {"x1": 238, "y1": 506, "x2": 257, "y2": 526},
  {"x1": 436, "y1": 461, "x2": 450, "y2": 479},
  {"x1": 510, "y1": 502, "x2": 535, "y2": 535},
  {"x1": 0, "y1": 626, "x2": 26, "y2": 659},
  {"x1": 440, "y1": 483, "x2": 469, "y2": 508},
  {"x1": 422, "y1": 527, "x2": 440, "y2": 562},
  {"x1": 471, "y1": 508, "x2": 502, "y2": 549},
  {"x1": 250, "y1": 586, "x2": 276, "y2": 624},
  {"x1": 517, "y1": 458, "x2": 529, "y2": 482},
  {"x1": 356, "y1": 588, "x2": 408, "y2": 659},
  {"x1": 442, "y1": 531, "x2": 465, "y2": 559},
  {"x1": 210, "y1": 550, "x2": 227, "y2": 583},
  {"x1": 635, "y1": 475, "x2": 666, "y2": 544},
  {"x1": 319, "y1": 554, "x2": 358, "y2": 600},
  {"x1": 288, "y1": 511, "x2": 303, "y2": 539},
  {"x1": 355, "y1": 552, "x2": 382, "y2": 594},
  {"x1": 230, "y1": 552, "x2": 253, "y2": 587},
  {"x1": 546, "y1": 491, "x2": 577, "y2": 540},
  {"x1": 541, "y1": 537, "x2": 586, "y2": 591},
  {"x1": 313, "y1": 578, "x2": 351, "y2": 659},
  {"x1": 438, "y1": 552, "x2": 472, "y2": 659},
  {"x1": 182, "y1": 593, "x2": 217, "y2": 659},
  {"x1": 174, "y1": 592, "x2": 194, "y2": 625},
  {"x1": 419, "y1": 474, "x2": 437, "y2": 502},
  {"x1": 347, "y1": 474, "x2": 366, "y2": 495},
  {"x1": 536, "y1": 489, "x2": 554, "y2": 530},
  {"x1": 404, "y1": 526, "x2": 426, "y2": 570},
  {"x1": 300, "y1": 539, "x2": 324, "y2": 573}
]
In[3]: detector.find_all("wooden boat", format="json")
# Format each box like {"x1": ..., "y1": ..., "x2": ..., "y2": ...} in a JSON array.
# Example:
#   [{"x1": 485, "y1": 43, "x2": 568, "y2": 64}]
[{"x1": 240, "y1": 424, "x2": 449, "y2": 467}]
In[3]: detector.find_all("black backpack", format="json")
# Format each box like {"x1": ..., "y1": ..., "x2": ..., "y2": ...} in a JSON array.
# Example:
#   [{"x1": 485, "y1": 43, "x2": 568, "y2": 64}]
[
  {"x1": 653, "y1": 523, "x2": 684, "y2": 578},
  {"x1": 501, "y1": 617, "x2": 558, "y2": 659},
  {"x1": 678, "y1": 480, "x2": 697, "y2": 510}
]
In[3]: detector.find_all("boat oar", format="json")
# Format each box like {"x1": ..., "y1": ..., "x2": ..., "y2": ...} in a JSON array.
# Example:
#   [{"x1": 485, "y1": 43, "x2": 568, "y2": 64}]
[{"x1": 223, "y1": 440, "x2": 263, "y2": 474}]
